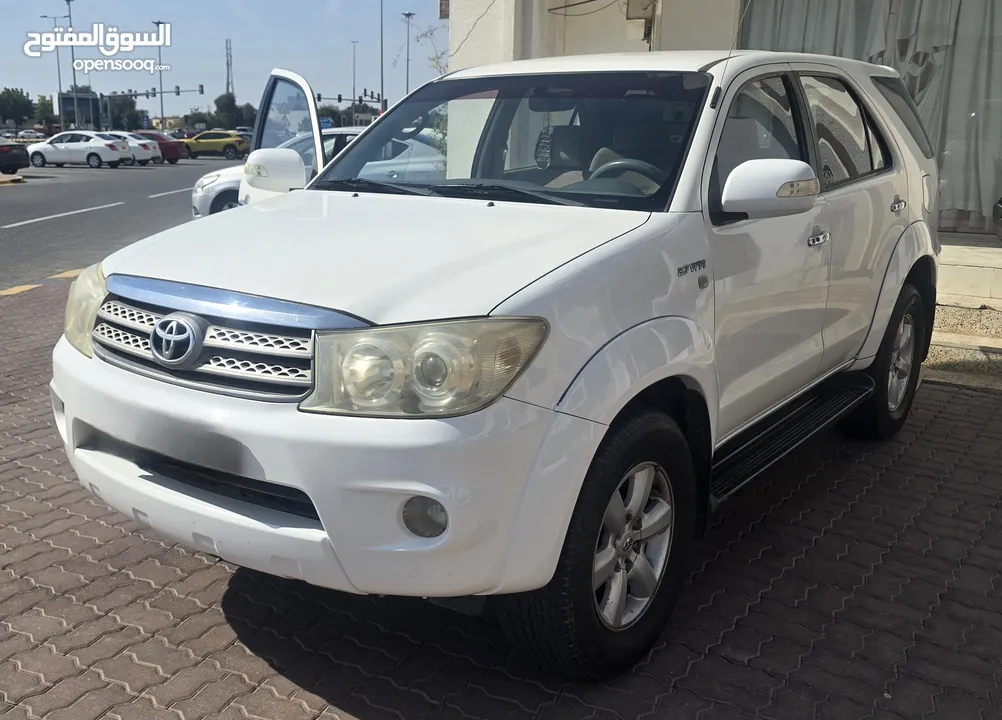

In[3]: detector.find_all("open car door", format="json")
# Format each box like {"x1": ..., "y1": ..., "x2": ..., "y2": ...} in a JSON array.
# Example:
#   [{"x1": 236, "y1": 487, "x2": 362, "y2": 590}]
[{"x1": 251, "y1": 69, "x2": 327, "y2": 182}]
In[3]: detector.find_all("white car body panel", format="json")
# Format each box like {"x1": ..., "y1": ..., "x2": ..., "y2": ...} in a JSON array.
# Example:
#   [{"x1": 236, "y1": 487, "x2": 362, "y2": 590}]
[
  {"x1": 191, "y1": 163, "x2": 245, "y2": 218},
  {"x1": 105, "y1": 190, "x2": 650, "y2": 326},
  {"x1": 52, "y1": 50, "x2": 941, "y2": 609}
]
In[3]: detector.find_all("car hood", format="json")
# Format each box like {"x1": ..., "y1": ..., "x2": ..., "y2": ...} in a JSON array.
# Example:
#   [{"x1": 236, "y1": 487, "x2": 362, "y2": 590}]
[
  {"x1": 205, "y1": 163, "x2": 246, "y2": 182},
  {"x1": 103, "y1": 189, "x2": 650, "y2": 325}
]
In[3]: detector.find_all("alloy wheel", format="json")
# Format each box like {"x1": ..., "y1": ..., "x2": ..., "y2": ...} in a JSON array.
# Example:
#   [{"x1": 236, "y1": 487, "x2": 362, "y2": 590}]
[
  {"x1": 887, "y1": 312, "x2": 916, "y2": 413},
  {"x1": 592, "y1": 461, "x2": 674, "y2": 631}
]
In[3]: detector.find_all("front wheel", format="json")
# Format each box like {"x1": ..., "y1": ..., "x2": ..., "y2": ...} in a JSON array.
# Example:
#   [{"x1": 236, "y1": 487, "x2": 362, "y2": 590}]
[
  {"x1": 108, "y1": 161, "x2": 120, "y2": 169},
  {"x1": 222, "y1": 145, "x2": 238, "y2": 160},
  {"x1": 167, "y1": 158, "x2": 179, "y2": 164},
  {"x1": 86, "y1": 153, "x2": 102, "y2": 168},
  {"x1": 494, "y1": 409, "x2": 695, "y2": 679},
  {"x1": 152, "y1": 156, "x2": 164, "y2": 164},
  {"x1": 844, "y1": 283, "x2": 926, "y2": 440},
  {"x1": 30, "y1": 152, "x2": 45, "y2": 168},
  {"x1": 1, "y1": 168, "x2": 16, "y2": 175},
  {"x1": 138, "y1": 159, "x2": 150, "y2": 166}
]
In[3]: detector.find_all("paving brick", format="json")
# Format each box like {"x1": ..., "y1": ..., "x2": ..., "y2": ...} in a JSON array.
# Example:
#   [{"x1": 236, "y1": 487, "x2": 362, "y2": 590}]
[{"x1": 5, "y1": 284, "x2": 1002, "y2": 718}]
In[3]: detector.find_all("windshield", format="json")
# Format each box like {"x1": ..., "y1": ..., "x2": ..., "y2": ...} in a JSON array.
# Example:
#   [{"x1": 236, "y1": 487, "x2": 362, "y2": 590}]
[{"x1": 314, "y1": 71, "x2": 710, "y2": 210}]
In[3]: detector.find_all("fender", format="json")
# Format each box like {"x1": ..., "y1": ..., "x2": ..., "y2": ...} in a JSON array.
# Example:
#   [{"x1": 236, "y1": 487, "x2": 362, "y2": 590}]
[
  {"x1": 492, "y1": 316, "x2": 717, "y2": 593},
  {"x1": 850, "y1": 221, "x2": 938, "y2": 369}
]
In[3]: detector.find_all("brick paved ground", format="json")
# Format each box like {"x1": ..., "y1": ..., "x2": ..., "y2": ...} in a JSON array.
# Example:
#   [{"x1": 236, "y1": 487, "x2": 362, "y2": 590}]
[{"x1": 2, "y1": 283, "x2": 1002, "y2": 719}]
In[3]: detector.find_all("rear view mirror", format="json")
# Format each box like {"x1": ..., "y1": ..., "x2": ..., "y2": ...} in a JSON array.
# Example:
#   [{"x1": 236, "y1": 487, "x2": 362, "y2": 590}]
[
  {"x1": 721, "y1": 159, "x2": 820, "y2": 219},
  {"x1": 528, "y1": 87, "x2": 575, "y2": 113},
  {"x1": 243, "y1": 148, "x2": 307, "y2": 195}
]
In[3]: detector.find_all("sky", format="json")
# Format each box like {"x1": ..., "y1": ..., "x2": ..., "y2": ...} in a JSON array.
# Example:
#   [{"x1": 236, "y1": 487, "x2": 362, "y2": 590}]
[{"x1": 3, "y1": 0, "x2": 448, "y2": 118}]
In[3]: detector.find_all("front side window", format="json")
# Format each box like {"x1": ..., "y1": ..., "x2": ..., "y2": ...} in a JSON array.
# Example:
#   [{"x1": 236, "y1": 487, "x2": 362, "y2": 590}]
[
  {"x1": 315, "y1": 71, "x2": 711, "y2": 211},
  {"x1": 711, "y1": 75, "x2": 804, "y2": 219}
]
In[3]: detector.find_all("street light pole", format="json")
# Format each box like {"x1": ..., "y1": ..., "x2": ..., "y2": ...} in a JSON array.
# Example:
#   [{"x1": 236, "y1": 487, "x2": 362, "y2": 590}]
[
  {"x1": 379, "y1": 0, "x2": 385, "y2": 112},
  {"x1": 153, "y1": 20, "x2": 167, "y2": 131},
  {"x1": 351, "y1": 40, "x2": 358, "y2": 125},
  {"x1": 65, "y1": 0, "x2": 79, "y2": 128},
  {"x1": 40, "y1": 13, "x2": 70, "y2": 130},
  {"x1": 403, "y1": 12, "x2": 415, "y2": 94}
]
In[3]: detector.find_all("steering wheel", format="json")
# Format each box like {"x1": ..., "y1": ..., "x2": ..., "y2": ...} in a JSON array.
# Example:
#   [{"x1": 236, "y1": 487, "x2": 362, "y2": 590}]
[{"x1": 589, "y1": 158, "x2": 664, "y2": 182}]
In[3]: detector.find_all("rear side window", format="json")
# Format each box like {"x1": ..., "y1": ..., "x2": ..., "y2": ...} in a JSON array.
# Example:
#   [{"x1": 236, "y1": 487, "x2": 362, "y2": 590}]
[{"x1": 871, "y1": 76, "x2": 934, "y2": 159}]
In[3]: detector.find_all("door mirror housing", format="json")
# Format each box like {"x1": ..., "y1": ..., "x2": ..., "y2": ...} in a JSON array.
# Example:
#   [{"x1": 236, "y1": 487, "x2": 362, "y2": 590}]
[
  {"x1": 243, "y1": 148, "x2": 307, "y2": 194},
  {"x1": 721, "y1": 159, "x2": 820, "y2": 219}
]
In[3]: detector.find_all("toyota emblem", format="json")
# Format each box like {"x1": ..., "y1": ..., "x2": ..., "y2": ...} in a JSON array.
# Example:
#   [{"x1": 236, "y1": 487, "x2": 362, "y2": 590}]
[{"x1": 150, "y1": 314, "x2": 201, "y2": 367}]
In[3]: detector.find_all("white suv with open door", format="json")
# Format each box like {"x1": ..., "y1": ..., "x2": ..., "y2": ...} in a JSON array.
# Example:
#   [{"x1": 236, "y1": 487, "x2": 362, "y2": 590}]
[{"x1": 51, "y1": 51, "x2": 939, "y2": 680}]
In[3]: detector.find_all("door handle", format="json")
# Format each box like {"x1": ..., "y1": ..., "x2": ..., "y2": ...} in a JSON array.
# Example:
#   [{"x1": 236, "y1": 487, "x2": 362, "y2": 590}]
[
  {"x1": 890, "y1": 199, "x2": 906, "y2": 212},
  {"x1": 807, "y1": 231, "x2": 830, "y2": 247}
]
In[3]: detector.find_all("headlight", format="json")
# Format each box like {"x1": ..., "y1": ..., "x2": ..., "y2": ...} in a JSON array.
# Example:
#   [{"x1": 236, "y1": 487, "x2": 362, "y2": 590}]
[
  {"x1": 300, "y1": 317, "x2": 548, "y2": 418},
  {"x1": 64, "y1": 263, "x2": 107, "y2": 358},
  {"x1": 193, "y1": 173, "x2": 219, "y2": 192}
]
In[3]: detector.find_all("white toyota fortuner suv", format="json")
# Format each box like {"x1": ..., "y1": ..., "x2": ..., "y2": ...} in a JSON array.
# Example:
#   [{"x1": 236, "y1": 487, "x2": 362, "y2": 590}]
[{"x1": 51, "y1": 51, "x2": 939, "y2": 679}]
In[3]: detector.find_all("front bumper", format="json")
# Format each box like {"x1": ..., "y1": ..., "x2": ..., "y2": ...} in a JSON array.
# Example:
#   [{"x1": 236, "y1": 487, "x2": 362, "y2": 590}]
[{"x1": 51, "y1": 336, "x2": 569, "y2": 597}]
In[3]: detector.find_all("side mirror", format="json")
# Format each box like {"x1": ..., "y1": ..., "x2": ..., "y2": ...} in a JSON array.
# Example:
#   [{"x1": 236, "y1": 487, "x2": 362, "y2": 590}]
[
  {"x1": 721, "y1": 159, "x2": 820, "y2": 219},
  {"x1": 243, "y1": 148, "x2": 307, "y2": 194}
]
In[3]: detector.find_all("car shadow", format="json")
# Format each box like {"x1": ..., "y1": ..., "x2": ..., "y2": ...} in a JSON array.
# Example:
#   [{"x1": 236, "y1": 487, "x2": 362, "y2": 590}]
[{"x1": 216, "y1": 420, "x2": 906, "y2": 716}]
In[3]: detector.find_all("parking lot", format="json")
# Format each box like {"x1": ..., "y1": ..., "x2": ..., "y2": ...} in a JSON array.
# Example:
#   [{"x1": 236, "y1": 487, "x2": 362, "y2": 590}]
[
  {"x1": 0, "y1": 159, "x2": 240, "y2": 290},
  {"x1": 3, "y1": 166, "x2": 1002, "y2": 719}
]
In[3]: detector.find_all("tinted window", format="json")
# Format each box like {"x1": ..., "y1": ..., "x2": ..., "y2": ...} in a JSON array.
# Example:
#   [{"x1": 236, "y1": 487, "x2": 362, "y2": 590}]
[
  {"x1": 871, "y1": 76, "x2": 934, "y2": 159},
  {"x1": 714, "y1": 75, "x2": 804, "y2": 197},
  {"x1": 49, "y1": 134, "x2": 70, "y2": 143},
  {"x1": 800, "y1": 75, "x2": 872, "y2": 187},
  {"x1": 867, "y1": 119, "x2": 888, "y2": 170}
]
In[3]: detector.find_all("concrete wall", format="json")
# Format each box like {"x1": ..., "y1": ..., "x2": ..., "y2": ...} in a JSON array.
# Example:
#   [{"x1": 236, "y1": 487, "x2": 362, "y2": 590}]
[{"x1": 448, "y1": 0, "x2": 744, "y2": 73}]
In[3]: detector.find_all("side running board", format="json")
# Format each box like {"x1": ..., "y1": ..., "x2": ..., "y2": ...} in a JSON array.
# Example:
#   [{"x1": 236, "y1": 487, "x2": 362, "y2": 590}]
[{"x1": 709, "y1": 372, "x2": 875, "y2": 501}]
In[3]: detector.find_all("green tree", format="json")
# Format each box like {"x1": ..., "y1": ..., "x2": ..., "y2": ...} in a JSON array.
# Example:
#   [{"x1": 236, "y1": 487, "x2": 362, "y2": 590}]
[
  {"x1": 107, "y1": 93, "x2": 138, "y2": 130},
  {"x1": 238, "y1": 102, "x2": 257, "y2": 128},
  {"x1": 0, "y1": 88, "x2": 35, "y2": 127},
  {"x1": 213, "y1": 92, "x2": 238, "y2": 129},
  {"x1": 35, "y1": 95, "x2": 56, "y2": 126}
]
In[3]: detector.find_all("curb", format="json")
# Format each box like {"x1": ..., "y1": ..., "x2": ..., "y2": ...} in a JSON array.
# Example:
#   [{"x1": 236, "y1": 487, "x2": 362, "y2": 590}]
[{"x1": 0, "y1": 175, "x2": 26, "y2": 185}]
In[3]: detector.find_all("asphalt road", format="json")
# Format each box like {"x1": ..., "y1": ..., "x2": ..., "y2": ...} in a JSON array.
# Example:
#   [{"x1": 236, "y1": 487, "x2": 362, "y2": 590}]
[{"x1": 0, "y1": 158, "x2": 242, "y2": 289}]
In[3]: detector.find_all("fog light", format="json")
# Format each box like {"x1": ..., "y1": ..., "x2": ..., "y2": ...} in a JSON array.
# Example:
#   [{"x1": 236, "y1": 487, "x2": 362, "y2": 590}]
[{"x1": 402, "y1": 496, "x2": 448, "y2": 538}]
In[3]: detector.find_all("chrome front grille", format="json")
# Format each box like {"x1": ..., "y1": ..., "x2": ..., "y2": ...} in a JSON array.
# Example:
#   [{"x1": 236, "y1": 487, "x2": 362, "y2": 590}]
[{"x1": 92, "y1": 296, "x2": 315, "y2": 401}]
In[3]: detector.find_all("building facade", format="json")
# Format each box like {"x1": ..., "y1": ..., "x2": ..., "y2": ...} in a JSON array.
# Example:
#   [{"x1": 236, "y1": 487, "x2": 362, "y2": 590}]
[{"x1": 447, "y1": 0, "x2": 1002, "y2": 239}]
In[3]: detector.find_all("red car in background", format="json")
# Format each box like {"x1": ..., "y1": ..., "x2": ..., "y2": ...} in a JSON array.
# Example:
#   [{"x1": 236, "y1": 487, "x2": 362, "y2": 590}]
[{"x1": 136, "y1": 132, "x2": 185, "y2": 164}]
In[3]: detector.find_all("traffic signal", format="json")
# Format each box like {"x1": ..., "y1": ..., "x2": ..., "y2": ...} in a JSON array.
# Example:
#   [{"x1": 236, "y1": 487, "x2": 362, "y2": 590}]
[
  {"x1": 145, "y1": 91, "x2": 150, "y2": 98},
  {"x1": 198, "y1": 84, "x2": 204, "y2": 95},
  {"x1": 174, "y1": 85, "x2": 180, "y2": 96},
  {"x1": 316, "y1": 92, "x2": 322, "y2": 103},
  {"x1": 363, "y1": 88, "x2": 367, "y2": 97},
  {"x1": 151, "y1": 87, "x2": 156, "y2": 97},
  {"x1": 337, "y1": 94, "x2": 342, "y2": 103},
  {"x1": 358, "y1": 95, "x2": 363, "y2": 105}
]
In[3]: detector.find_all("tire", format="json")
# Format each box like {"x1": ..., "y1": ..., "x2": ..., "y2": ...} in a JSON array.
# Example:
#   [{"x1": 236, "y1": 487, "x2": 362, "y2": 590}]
[
  {"x1": 844, "y1": 283, "x2": 926, "y2": 441},
  {"x1": 152, "y1": 156, "x2": 164, "y2": 164},
  {"x1": 30, "y1": 152, "x2": 45, "y2": 168},
  {"x1": 167, "y1": 158, "x2": 179, "y2": 165},
  {"x1": 1, "y1": 168, "x2": 16, "y2": 175},
  {"x1": 222, "y1": 145, "x2": 238, "y2": 160},
  {"x1": 138, "y1": 159, "x2": 149, "y2": 166},
  {"x1": 494, "y1": 409, "x2": 696, "y2": 679},
  {"x1": 181, "y1": 146, "x2": 191, "y2": 159},
  {"x1": 86, "y1": 153, "x2": 101, "y2": 168},
  {"x1": 54, "y1": 164, "x2": 64, "y2": 168},
  {"x1": 108, "y1": 161, "x2": 120, "y2": 169},
  {"x1": 124, "y1": 156, "x2": 135, "y2": 166},
  {"x1": 210, "y1": 190, "x2": 240, "y2": 214}
]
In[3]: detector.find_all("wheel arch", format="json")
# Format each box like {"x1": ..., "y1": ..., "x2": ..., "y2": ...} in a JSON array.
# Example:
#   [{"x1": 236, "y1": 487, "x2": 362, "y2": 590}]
[{"x1": 851, "y1": 221, "x2": 938, "y2": 368}]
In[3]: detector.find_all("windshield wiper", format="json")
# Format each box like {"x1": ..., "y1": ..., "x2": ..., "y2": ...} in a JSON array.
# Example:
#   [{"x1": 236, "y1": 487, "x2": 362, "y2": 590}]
[
  {"x1": 427, "y1": 183, "x2": 583, "y2": 207},
  {"x1": 311, "y1": 178, "x2": 434, "y2": 196}
]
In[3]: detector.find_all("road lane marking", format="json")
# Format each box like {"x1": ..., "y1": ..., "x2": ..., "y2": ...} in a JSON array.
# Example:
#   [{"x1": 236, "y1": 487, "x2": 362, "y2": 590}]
[
  {"x1": 148, "y1": 188, "x2": 190, "y2": 198},
  {"x1": 0, "y1": 284, "x2": 42, "y2": 296},
  {"x1": 1, "y1": 202, "x2": 125, "y2": 229},
  {"x1": 48, "y1": 269, "x2": 84, "y2": 279}
]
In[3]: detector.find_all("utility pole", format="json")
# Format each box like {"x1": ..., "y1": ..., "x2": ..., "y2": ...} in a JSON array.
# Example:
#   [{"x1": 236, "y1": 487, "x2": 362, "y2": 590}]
[
  {"x1": 351, "y1": 40, "x2": 358, "y2": 125},
  {"x1": 403, "y1": 12, "x2": 415, "y2": 94},
  {"x1": 40, "y1": 13, "x2": 70, "y2": 130},
  {"x1": 65, "y1": 0, "x2": 79, "y2": 127},
  {"x1": 379, "y1": 0, "x2": 385, "y2": 112},
  {"x1": 153, "y1": 20, "x2": 167, "y2": 131}
]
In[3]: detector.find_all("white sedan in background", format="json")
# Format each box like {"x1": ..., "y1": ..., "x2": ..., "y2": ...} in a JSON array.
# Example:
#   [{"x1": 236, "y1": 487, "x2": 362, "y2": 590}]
[
  {"x1": 27, "y1": 131, "x2": 128, "y2": 169},
  {"x1": 108, "y1": 132, "x2": 161, "y2": 166},
  {"x1": 193, "y1": 126, "x2": 365, "y2": 217}
]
